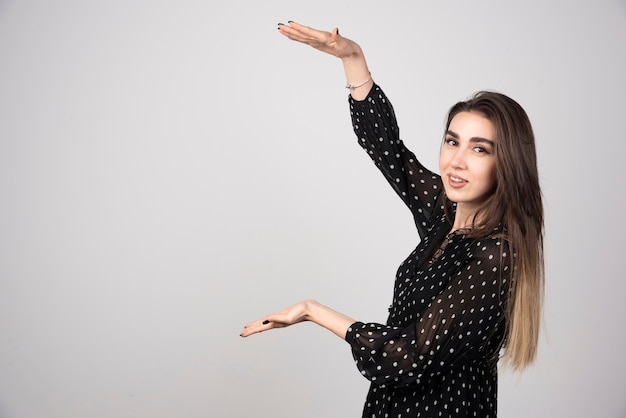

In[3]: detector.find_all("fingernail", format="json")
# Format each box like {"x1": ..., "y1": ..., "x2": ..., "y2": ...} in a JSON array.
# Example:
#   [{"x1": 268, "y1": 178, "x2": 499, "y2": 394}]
[
  {"x1": 262, "y1": 320, "x2": 270, "y2": 325},
  {"x1": 336, "y1": 28, "x2": 340, "y2": 35},
  {"x1": 287, "y1": 20, "x2": 293, "y2": 23}
]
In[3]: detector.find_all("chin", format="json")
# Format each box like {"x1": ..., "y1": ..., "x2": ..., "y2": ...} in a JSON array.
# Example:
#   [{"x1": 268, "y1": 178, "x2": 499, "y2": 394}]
[{"x1": 443, "y1": 190, "x2": 463, "y2": 203}]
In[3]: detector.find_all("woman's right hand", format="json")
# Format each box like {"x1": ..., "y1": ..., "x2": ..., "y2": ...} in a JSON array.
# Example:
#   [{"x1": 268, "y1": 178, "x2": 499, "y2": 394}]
[
  {"x1": 277, "y1": 21, "x2": 373, "y2": 99},
  {"x1": 277, "y1": 21, "x2": 362, "y2": 60}
]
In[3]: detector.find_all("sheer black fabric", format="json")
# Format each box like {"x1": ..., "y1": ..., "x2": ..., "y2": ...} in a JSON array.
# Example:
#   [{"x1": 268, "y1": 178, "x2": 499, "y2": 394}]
[{"x1": 345, "y1": 84, "x2": 511, "y2": 417}]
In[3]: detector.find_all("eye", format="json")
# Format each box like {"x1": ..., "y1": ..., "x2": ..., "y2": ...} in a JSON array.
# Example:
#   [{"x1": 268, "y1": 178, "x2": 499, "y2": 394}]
[
  {"x1": 444, "y1": 138, "x2": 458, "y2": 146},
  {"x1": 473, "y1": 145, "x2": 492, "y2": 155}
]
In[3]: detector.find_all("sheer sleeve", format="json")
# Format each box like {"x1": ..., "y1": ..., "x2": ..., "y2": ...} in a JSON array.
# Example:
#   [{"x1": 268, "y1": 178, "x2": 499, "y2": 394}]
[
  {"x1": 344, "y1": 238, "x2": 511, "y2": 387},
  {"x1": 349, "y1": 84, "x2": 443, "y2": 238}
]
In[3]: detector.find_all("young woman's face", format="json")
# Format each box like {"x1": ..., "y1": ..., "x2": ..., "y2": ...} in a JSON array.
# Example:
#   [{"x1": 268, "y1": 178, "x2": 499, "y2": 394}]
[{"x1": 439, "y1": 111, "x2": 497, "y2": 212}]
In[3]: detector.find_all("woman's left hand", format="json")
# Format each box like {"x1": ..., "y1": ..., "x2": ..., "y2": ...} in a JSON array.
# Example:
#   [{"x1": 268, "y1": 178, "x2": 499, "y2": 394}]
[{"x1": 240, "y1": 300, "x2": 312, "y2": 337}]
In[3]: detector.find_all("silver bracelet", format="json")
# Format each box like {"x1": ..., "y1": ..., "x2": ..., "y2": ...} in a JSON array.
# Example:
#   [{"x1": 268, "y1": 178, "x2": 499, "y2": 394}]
[{"x1": 345, "y1": 73, "x2": 372, "y2": 90}]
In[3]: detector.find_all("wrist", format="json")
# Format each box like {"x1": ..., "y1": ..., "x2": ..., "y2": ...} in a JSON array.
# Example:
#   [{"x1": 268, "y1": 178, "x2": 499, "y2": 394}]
[
  {"x1": 340, "y1": 45, "x2": 364, "y2": 63},
  {"x1": 305, "y1": 300, "x2": 356, "y2": 339},
  {"x1": 304, "y1": 299, "x2": 321, "y2": 321}
]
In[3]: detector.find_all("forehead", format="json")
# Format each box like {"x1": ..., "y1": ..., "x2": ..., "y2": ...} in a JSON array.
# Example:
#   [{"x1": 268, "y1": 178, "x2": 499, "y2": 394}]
[{"x1": 448, "y1": 111, "x2": 496, "y2": 141}]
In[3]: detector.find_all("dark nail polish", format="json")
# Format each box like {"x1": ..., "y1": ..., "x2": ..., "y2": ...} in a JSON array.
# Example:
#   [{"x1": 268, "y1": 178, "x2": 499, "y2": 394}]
[
  {"x1": 287, "y1": 20, "x2": 293, "y2": 23},
  {"x1": 336, "y1": 28, "x2": 340, "y2": 35},
  {"x1": 262, "y1": 320, "x2": 270, "y2": 325}
]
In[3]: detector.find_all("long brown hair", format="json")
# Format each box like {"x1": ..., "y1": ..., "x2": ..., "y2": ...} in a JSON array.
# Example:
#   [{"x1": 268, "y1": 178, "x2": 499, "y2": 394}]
[{"x1": 445, "y1": 91, "x2": 544, "y2": 372}]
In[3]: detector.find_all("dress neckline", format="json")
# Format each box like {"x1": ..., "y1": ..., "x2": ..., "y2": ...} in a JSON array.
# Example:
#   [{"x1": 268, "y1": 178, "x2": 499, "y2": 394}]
[
  {"x1": 428, "y1": 228, "x2": 470, "y2": 266},
  {"x1": 446, "y1": 227, "x2": 471, "y2": 239}
]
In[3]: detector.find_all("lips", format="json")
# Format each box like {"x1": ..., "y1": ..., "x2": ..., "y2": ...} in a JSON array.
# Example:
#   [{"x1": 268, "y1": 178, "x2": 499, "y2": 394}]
[{"x1": 447, "y1": 174, "x2": 468, "y2": 188}]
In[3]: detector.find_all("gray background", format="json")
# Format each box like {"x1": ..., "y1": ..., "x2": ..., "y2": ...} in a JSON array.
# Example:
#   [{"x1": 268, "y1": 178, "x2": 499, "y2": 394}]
[{"x1": 1, "y1": 0, "x2": 625, "y2": 417}]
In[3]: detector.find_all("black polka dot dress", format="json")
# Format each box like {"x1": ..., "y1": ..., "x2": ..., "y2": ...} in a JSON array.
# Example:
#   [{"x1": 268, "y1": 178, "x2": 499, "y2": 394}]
[{"x1": 345, "y1": 84, "x2": 512, "y2": 417}]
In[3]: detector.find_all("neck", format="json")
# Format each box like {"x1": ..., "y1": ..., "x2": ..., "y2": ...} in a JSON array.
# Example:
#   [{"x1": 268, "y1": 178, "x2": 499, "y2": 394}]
[{"x1": 452, "y1": 203, "x2": 479, "y2": 231}]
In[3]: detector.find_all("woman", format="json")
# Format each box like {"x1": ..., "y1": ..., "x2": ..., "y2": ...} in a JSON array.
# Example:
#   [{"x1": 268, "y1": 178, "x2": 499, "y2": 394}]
[{"x1": 240, "y1": 21, "x2": 544, "y2": 417}]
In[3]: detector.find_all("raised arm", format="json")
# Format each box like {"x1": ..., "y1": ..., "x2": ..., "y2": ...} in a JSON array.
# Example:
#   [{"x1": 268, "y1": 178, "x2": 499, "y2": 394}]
[
  {"x1": 278, "y1": 22, "x2": 442, "y2": 235},
  {"x1": 277, "y1": 21, "x2": 373, "y2": 100},
  {"x1": 350, "y1": 85, "x2": 443, "y2": 236}
]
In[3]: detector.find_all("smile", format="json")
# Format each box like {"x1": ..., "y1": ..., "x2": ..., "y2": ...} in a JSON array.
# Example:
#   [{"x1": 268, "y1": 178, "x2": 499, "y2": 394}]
[{"x1": 447, "y1": 174, "x2": 468, "y2": 189}]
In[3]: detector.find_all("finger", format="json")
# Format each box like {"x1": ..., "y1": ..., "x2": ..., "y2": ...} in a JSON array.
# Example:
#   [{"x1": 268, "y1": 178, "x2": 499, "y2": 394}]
[
  {"x1": 279, "y1": 27, "x2": 319, "y2": 44},
  {"x1": 278, "y1": 21, "x2": 330, "y2": 44},
  {"x1": 240, "y1": 318, "x2": 273, "y2": 337},
  {"x1": 242, "y1": 316, "x2": 275, "y2": 330},
  {"x1": 277, "y1": 24, "x2": 307, "y2": 42},
  {"x1": 277, "y1": 21, "x2": 306, "y2": 36},
  {"x1": 285, "y1": 20, "x2": 307, "y2": 31}
]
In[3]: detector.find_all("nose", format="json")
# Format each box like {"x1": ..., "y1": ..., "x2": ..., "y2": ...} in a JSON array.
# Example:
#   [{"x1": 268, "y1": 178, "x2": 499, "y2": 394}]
[{"x1": 450, "y1": 148, "x2": 467, "y2": 169}]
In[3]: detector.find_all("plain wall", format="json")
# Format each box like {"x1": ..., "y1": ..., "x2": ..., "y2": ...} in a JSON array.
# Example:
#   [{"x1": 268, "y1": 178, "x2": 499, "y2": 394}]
[{"x1": 1, "y1": 0, "x2": 625, "y2": 417}]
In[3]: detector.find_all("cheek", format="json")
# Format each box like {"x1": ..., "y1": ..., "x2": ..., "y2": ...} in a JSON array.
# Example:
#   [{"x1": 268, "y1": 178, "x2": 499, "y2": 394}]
[
  {"x1": 438, "y1": 149, "x2": 449, "y2": 171},
  {"x1": 484, "y1": 165, "x2": 497, "y2": 189}
]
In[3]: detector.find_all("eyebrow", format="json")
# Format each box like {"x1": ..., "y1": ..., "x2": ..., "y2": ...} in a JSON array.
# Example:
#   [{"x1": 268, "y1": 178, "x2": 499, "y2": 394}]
[{"x1": 446, "y1": 130, "x2": 495, "y2": 147}]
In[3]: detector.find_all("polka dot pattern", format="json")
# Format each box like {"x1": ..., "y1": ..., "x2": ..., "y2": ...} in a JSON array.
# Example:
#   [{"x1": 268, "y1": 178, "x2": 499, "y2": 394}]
[{"x1": 345, "y1": 85, "x2": 511, "y2": 417}]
